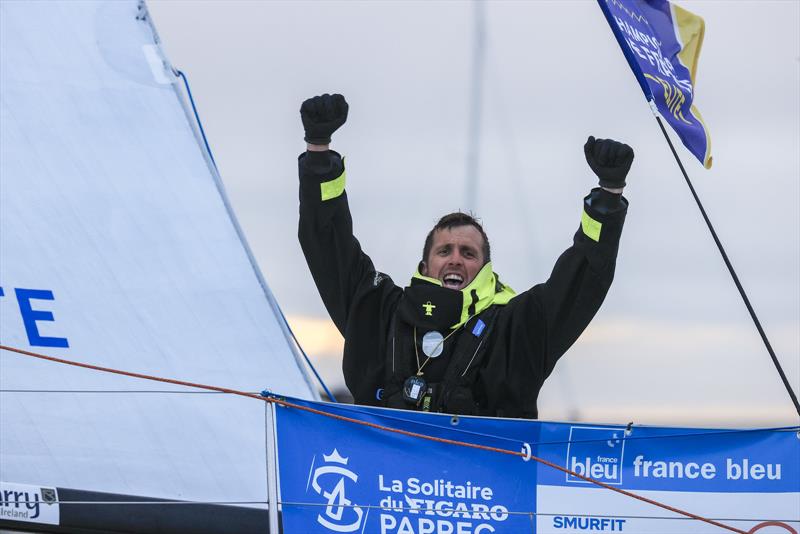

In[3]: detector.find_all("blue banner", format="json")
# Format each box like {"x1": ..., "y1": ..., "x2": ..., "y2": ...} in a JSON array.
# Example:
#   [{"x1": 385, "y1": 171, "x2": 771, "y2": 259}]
[
  {"x1": 274, "y1": 399, "x2": 798, "y2": 533},
  {"x1": 597, "y1": 0, "x2": 713, "y2": 168}
]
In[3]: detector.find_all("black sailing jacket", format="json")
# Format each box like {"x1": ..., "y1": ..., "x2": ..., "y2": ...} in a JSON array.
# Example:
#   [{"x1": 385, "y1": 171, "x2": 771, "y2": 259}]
[{"x1": 298, "y1": 150, "x2": 628, "y2": 419}]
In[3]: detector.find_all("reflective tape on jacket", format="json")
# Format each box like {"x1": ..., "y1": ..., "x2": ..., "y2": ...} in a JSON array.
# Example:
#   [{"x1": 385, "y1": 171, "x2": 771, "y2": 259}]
[
  {"x1": 320, "y1": 170, "x2": 346, "y2": 201},
  {"x1": 581, "y1": 210, "x2": 602, "y2": 242}
]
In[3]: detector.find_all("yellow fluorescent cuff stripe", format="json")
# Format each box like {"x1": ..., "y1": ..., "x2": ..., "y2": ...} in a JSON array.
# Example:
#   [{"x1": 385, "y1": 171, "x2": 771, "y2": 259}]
[
  {"x1": 320, "y1": 171, "x2": 346, "y2": 201},
  {"x1": 581, "y1": 211, "x2": 602, "y2": 242}
]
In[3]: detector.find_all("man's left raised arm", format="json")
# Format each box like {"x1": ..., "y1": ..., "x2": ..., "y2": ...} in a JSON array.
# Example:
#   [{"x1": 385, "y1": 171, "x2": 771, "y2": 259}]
[{"x1": 527, "y1": 136, "x2": 633, "y2": 374}]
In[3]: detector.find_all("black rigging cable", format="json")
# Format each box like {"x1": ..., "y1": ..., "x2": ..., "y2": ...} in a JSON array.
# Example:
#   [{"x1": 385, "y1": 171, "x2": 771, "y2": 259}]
[{"x1": 654, "y1": 114, "x2": 800, "y2": 419}]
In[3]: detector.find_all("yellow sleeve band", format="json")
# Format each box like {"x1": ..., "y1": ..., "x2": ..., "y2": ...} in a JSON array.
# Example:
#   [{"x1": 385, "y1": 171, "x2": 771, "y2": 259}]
[
  {"x1": 320, "y1": 171, "x2": 346, "y2": 201},
  {"x1": 581, "y1": 210, "x2": 602, "y2": 242}
]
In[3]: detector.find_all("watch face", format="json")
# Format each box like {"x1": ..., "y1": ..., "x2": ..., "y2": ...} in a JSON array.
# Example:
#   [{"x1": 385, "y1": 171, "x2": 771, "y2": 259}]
[
  {"x1": 403, "y1": 376, "x2": 427, "y2": 405},
  {"x1": 421, "y1": 330, "x2": 444, "y2": 358}
]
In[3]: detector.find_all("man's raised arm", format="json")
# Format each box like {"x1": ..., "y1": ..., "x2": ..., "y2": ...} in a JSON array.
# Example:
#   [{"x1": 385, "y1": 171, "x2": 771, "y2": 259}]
[
  {"x1": 297, "y1": 94, "x2": 376, "y2": 333},
  {"x1": 524, "y1": 136, "x2": 633, "y2": 375}
]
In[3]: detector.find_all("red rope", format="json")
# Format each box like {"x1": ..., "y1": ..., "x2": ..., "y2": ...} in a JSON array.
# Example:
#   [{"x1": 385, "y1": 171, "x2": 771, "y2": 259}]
[
  {"x1": 747, "y1": 522, "x2": 798, "y2": 534},
  {"x1": 0, "y1": 344, "x2": 749, "y2": 533}
]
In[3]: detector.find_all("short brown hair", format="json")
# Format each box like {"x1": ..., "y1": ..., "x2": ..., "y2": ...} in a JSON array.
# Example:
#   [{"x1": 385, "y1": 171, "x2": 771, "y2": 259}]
[{"x1": 421, "y1": 212, "x2": 491, "y2": 266}]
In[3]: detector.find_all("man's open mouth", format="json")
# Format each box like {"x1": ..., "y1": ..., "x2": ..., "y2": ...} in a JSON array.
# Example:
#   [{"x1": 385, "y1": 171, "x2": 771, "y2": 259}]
[{"x1": 442, "y1": 273, "x2": 464, "y2": 289}]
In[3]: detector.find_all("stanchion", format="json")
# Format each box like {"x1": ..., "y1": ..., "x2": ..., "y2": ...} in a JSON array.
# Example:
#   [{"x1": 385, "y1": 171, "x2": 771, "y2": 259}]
[{"x1": 265, "y1": 402, "x2": 281, "y2": 533}]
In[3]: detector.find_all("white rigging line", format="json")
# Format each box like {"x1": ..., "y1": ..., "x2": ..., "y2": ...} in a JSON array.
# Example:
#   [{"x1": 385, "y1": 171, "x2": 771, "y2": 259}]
[
  {"x1": 18, "y1": 499, "x2": 796, "y2": 525},
  {"x1": 465, "y1": 0, "x2": 486, "y2": 213}
]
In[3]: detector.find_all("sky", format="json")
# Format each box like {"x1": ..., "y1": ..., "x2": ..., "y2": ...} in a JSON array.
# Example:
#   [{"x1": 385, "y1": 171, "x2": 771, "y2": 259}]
[{"x1": 147, "y1": 0, "x2": 799, "y2": 427}]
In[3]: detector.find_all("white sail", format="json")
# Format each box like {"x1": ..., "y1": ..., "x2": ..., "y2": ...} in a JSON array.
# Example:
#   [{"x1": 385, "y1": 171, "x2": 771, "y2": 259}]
[{"x1": 0, "y1": 0, "x2": 316, "y2": 506}]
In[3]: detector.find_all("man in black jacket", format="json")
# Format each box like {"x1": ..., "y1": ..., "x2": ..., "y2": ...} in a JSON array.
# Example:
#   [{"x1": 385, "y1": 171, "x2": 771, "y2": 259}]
[{"x1": 298, "y1": 93, "x2": 632, "y2": 419}]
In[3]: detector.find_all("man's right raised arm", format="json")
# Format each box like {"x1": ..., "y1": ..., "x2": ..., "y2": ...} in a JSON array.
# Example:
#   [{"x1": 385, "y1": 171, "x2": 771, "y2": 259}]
[{"x1": 297, "y1": 94, "x2": 375, "y2": 334}]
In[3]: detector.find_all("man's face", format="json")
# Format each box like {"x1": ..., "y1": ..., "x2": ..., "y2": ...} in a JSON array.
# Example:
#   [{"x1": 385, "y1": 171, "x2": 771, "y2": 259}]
[{"x1": 421, "y1": 225, "x2": 486, "y2": 291}]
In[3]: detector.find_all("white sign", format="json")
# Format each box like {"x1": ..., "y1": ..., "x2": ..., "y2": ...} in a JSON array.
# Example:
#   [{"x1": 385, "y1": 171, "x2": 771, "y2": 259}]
[{"x1": 0, "y1": 481, "x2": 59, "y2": 525}]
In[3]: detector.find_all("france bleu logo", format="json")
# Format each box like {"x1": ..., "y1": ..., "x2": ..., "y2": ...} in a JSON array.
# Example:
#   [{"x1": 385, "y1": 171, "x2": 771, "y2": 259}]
[{"x1": 565, "y1": 426, "x2": 626, "y2": 485}]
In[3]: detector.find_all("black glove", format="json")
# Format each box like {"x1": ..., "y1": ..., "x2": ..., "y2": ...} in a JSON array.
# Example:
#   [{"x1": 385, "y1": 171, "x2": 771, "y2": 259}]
[
  {"x1": 300, "y1": 93, "x2": 349, "y2": 145},
  {"x1": 584, "y1": 136, "x2": 634, "y2": 189}
]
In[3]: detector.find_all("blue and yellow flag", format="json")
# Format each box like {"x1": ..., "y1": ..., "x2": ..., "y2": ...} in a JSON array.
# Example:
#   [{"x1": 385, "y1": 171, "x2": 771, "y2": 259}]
[{"x1": 598, "y1": 0, "x2": 712, "y2": 168}]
